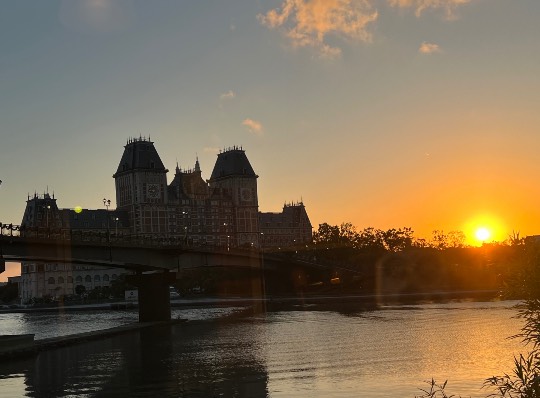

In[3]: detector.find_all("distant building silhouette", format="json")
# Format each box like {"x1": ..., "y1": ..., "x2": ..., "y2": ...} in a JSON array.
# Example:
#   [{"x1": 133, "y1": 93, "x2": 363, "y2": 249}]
[
  {"x1": 19, "y1": 193, "x2": 129, "y2": 302},
  {"x1": 17, "y1": 137, "x2": 312, "y2": 301},
  {"x1": 260, "y1": 201, "x2": 312, "y2": 248},
  {"x1": 112, "y1": 137, "x2": 311, "y2": 248}
]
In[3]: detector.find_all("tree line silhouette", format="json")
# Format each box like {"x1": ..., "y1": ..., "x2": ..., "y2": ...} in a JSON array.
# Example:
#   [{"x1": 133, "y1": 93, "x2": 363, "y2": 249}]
[{"x1": 307, "y1": 222, "x2": 529, "y2": 298}]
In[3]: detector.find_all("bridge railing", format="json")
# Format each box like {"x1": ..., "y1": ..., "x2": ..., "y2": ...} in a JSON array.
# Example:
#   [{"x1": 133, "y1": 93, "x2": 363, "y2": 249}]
[{"x1": 0, "y1": 223, "x2": 263, "y2": 254}]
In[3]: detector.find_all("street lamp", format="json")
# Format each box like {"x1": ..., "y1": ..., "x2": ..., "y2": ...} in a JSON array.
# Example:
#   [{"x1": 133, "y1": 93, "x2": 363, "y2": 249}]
[
  {"x1": 181, "y1": 211, "x2": 189, "y2": 244},
  {"x1": 45, "y1": 204, "x2": 51, "y2": 237},
  {"x1": 103, "y1": 198, "x2": 113, "y2": 261},
  {"x1": 103, "y1": 198, "x2": 111, "y2": 242},
  {"x1": 223, "y1": 223, "x2": 229, "y2": 251}
]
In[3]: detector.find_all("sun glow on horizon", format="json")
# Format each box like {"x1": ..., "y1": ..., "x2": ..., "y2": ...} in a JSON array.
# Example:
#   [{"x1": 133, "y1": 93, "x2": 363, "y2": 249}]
[
  {"x1": 463, "y1": 214, "x2": 506, "y2": 246},
  {"x1": 475, "y1": 227, "x2": 491, "y2": 242}
]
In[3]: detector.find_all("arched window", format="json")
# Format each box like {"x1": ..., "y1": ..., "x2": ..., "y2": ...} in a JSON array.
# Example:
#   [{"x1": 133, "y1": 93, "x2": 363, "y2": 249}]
[
  {"x1": 58, "y1": 277, "x2": 64, "y2": 284},
  {"x1": 103, "y1": 274, "x2": 110, "y2": 282},
  {"x1": 76, "y1": 276, "x2": 83, "y2": 283},
  {"x1": 85, "y1": 275, "x2": 91, "y2": 283},
  {"x1": 48, "y1": 277, "x2": 55, "y2": 285},
  {"x1": 94, "y1": 275, "x2": 101, "y2": 282},
  {"x1": 67, "y1": 276, "x2": 73, "y2": 283},
  {"x1": 112, "y1": 274, "x2": 118, "y2": 280}
]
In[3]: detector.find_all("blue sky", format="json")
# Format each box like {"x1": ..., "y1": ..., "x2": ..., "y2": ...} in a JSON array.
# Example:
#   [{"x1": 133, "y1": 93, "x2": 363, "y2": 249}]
[{"x1": 1, "y1": 0, "x2": 539, "y2": 250}]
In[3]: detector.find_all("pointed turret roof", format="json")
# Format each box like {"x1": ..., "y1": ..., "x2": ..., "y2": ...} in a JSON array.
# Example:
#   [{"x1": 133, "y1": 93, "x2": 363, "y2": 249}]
[
  {"x1": 209, "y1": 146, "x2": 257, "y2": 181},
  {"x1": 113, "y1": 137, "x2": 167, "y2": 177}
]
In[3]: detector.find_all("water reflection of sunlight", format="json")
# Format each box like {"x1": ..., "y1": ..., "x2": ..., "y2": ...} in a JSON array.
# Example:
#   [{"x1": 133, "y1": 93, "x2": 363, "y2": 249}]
[
  {"x1": 0, "y1": 302, "x2": 526, "y2": 397},
  {"x1": 259, "y1": 302, "x2": 523, "y2": 398}
]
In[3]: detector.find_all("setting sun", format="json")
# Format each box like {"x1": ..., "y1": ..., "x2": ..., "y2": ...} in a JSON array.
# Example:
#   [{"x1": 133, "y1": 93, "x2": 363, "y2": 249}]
[
  {"x1": 463, "y1": 214, "x2": 507, "y2": 246},
  {"x1": 475, "y1": 227, "x2": 491, "y2": 242}
]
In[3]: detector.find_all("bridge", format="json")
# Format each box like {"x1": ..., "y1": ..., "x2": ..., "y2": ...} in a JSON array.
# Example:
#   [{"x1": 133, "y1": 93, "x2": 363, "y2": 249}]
[{"x1": 0, "y1": 223, "x2": 331, "y2": 322}]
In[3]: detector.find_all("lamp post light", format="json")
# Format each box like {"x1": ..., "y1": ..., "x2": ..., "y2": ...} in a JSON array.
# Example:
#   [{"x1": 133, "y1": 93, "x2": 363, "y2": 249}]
[
  {"x1": 103, "y1": 198, "x2": 111, "y2": 242},
  {"x1": 45, "y1": 204, "x2": 51, "y2": 237},
  {"x1": 103, "y1": 198, "x2": 113, "y2": 261},
  {"x1": 182, "y1": 211, "x2": 189, "y2": 245},
  {"x1": 114, "y1": 217, "x2": 119, "y2": 238},
  {"x1": 223, "y1": 222, "x2": 229, "y2": 251}
]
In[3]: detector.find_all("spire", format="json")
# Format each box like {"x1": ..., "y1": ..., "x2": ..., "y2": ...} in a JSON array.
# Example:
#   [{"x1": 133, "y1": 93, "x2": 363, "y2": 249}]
[{"x1": 194, "y1": 155, "x2": 201, "y2": 173}]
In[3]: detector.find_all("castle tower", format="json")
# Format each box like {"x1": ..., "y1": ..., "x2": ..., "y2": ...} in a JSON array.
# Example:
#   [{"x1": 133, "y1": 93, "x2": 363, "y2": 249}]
[
  {"x1": 209, "y1": 147, "x2": 260, "y2": 247},
  {"x1": 21, "y1": 193, "x2": 61, "y2": 229},
  {"x1": 113, "y1": 137, "x2": 169, "y2": 234}
]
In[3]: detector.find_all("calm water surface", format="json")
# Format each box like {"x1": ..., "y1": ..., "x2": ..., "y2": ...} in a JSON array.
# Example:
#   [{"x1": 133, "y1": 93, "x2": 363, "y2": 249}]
[{"x1": 0, "y1": 301, "x2": 525, "y2": 397}]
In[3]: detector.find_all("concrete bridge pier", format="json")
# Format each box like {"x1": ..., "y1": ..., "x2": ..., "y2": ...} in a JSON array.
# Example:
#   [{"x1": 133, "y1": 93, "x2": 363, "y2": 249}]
[{"x1": 127, "y1": 271, "x2": 176, "y2": 322}]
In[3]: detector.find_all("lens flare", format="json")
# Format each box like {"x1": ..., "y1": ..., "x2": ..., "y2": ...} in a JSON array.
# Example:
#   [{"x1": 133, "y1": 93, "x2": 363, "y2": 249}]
[{"x1": 74, "y1": 206, "x2": 83, "y2": 214}]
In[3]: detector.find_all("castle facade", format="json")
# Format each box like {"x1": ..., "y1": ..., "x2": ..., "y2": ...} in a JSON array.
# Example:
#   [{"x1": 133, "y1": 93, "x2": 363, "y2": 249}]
[
  {"x1": 112, "y1": 137, "x2": 312, "y2": 248},
  {"x1": 17, "y1": 137, "x2": 312, "y2": 301}
]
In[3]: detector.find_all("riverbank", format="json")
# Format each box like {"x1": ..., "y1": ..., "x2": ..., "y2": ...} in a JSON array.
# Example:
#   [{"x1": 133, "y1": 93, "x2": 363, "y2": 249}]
[
  {"x1": 0, "y1": 305, "x2": 258, "y2": 360},
  {"x1": 0, "y1": 289, "x2": 500, "y2": 315},
  {"x1": 0, "y1": 319, "x2": 188, "y2": 360}
]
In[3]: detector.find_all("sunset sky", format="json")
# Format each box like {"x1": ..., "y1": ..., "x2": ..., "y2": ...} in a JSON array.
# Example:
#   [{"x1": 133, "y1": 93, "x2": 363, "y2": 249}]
[{"x1": 1, "y1": 1, "x2": 540, "y2": 280}]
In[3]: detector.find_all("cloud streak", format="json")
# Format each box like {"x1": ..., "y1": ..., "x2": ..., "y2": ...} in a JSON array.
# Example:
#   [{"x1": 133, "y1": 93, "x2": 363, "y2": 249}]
[
  {"x1": 258, "y1": 0, "x2": 378, "y2": 58},
  {"x1": 259, "y1": 0, "x2": 474, "y2": 56},
  {"x1": 242, "y1": 119, "x2": 264, "y2": 135},
  {"x1": 387, "y1": 0, "x2": 471, "y2": 18},
  {"x1": 220, "y1": 90, "x2": 236, "y2": 100},
  {"x1": 419, "y1": 41, "x2": 441, "y2": 54}
]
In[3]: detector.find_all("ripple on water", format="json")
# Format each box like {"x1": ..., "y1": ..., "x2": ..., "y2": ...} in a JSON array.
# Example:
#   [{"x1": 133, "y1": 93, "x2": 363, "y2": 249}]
[{"x1": 0, "y1": 301, "x2": 527, "y2": 398}]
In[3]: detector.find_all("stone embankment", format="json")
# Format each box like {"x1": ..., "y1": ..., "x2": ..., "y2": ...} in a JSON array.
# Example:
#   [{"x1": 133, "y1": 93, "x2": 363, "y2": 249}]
[{"x1": 0, "y1": 319, "x2": 187, "y2": 360}]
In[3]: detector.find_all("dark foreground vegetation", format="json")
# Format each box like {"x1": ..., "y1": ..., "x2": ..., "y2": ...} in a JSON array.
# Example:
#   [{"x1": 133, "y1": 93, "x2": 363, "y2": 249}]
[{"x1": 174, "y1": 223, "x2": 529, "y2": 300}]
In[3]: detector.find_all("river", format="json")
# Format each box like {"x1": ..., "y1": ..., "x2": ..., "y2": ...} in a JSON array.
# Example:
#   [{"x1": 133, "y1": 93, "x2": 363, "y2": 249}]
[{"x1": 0, "y1": 300, "x2": 526, "y2": 397}]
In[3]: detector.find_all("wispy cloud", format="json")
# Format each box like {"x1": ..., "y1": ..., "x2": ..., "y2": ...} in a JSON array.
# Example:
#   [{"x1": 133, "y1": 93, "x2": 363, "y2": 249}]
[
  {"x1": 258, "y1": 0, "x2": 378, "y2": 59},
  {"x1": 387, "y1": 0, "x2": 471, "y2": 18},
  {"x1": 419, "y1": 41, "x2": 441, "y2": 54},
  {"x1": 220, "y1": 90, "x2": 236, "y2": 100},
  {"x1": 242, "y1": 118, "x2": 264, "y2": 135}
]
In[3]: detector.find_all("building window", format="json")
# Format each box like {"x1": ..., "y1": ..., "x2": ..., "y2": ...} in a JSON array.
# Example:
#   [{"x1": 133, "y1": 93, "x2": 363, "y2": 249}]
[
  {"x1": 85, "y1": 275, "x2": 91, "y2": 283},
  {"x1": 76, "y1": 276, "x2": 83, "y2": 283},
  {"x1": 112, "y1": 274, "x2": 118, "y2": 280},
  {"x1": 58, "y1": 277, "x2": 64, "y2": 284},
  {"x1": 103, "y1": 274, "x2": 110, "y2": 282},
  {"x1": 94, "y1": 275, "x2": 101, "y2": 282},
  {"x1": 48, "y1": 277, "x2": 55, "y2": 285}
]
